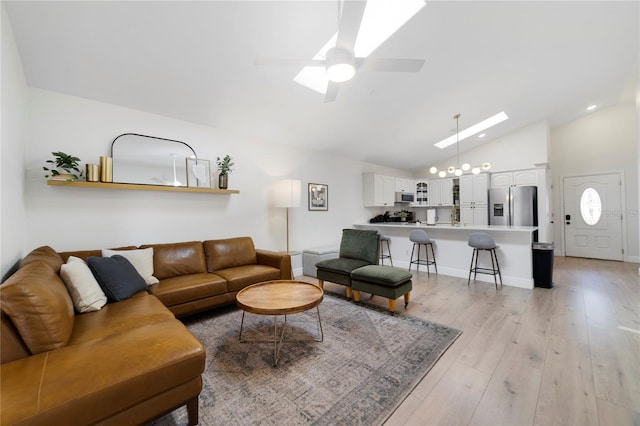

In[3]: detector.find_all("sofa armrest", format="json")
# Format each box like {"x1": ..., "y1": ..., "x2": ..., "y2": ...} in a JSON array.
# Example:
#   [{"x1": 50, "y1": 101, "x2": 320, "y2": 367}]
[{"x1": 256, "y1": 249, "x2": 292, "y2": 280}]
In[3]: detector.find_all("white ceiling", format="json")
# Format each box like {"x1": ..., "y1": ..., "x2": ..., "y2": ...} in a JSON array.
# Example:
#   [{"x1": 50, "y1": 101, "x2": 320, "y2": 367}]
[{"x1": 5, "y1": 1, "x2": 639, "y2": 172}]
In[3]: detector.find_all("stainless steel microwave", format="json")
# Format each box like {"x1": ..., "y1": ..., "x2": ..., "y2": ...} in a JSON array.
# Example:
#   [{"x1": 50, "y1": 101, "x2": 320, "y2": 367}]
[{"x1": 395, "y1": 192, "x2": 414, "y2": 203}]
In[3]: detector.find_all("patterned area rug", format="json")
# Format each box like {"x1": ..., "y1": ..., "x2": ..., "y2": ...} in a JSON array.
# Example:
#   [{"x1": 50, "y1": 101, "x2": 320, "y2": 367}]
[{"x1": 152, "y1": 293, "x2": 461, "y2": 426}]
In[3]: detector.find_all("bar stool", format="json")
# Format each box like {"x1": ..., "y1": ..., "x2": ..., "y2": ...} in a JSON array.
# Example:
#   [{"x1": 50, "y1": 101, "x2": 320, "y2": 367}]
[
  {"x1": 379, "y1": 234, "x2": 393, "y2": 266},
  {"x1": 409, "y1": 229, "x2": 437, "y2": 276},
  {"x1": 468, "y1": 232, "x2": 502, "y2": 289}
]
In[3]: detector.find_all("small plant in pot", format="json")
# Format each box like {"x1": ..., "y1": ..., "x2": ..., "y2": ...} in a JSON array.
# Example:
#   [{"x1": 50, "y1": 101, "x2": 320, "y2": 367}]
[
  {"x1": 216, "y1": 155, "x2": 234, "y2": 189},
  {"x1": 43, "y1": 151, "x2": 83, "y2": 181}
]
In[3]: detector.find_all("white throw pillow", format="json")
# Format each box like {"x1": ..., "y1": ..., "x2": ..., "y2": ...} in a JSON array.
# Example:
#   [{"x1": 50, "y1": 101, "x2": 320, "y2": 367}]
[
  {"x1": 101, "y1": 248, "x2": 159, "y2": 285},
  {"x1": 60, "y1": 256, "x2": 108, "y2": 313}
]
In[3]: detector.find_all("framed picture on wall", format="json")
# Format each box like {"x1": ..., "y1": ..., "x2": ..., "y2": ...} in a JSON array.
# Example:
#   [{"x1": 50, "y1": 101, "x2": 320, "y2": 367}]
[
  {"x1": 186, "y1": 158, "x2": 211, "y2": 188},
  {"x1": 308, "y1": 183, "x2": 328, "y2": 211}
]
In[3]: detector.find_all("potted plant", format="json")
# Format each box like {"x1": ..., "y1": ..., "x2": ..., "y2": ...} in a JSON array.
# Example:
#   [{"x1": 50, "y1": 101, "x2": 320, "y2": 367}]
[
  {"x1": 43, "y1": 151, "x2": 83, "y2": 181},
  {"x1": 216, "y1": 155, "x2": 234, "y2": 189},
  {"x1": 399, "y1": 211, "x2": 409, "y2": 222}
]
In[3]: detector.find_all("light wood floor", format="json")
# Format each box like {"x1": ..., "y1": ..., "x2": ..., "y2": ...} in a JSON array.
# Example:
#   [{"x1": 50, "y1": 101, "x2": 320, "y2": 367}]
[{"x1": 302, "y1": 257, "x2": 640, "y2": 426}]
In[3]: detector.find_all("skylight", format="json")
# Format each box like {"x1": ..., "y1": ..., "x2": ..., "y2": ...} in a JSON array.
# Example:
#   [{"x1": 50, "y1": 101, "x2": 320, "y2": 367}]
[
  {"x1": 293, "y1": 0, "x2": 426, "y2": 94},
  {"x1": 434, "y1": 112, "x2": 509, "y2": 149}
]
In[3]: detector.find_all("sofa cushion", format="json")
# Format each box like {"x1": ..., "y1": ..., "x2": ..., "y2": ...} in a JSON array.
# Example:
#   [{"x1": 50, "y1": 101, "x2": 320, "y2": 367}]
[
  {"x1": 102, "y1": 248, "x2": 159, "y2": 285},
  {"x1": 339, "y1": 229, "x2": 380, "y2": 264},
  {"x1": 148, "y1": 273, "x2": 228, "y2": 307},
  {"x1": 60, "y1": 256, "x2": 107, "y2": 313},
  {"x1": 140, "y1": 241, "x2": 207, "y2": 280},
  {"x1": 58, "y1": 246, "x2": 136, "y2": 263},
  {"x1": 204, "y1": 237, "x2": 257, "y2": 272},
  {"x1": 87, "y1": 255, "x2": 147, "y2": 302},
  {"x1": 214, "y1": 265, "x2": 281, "y2": 292},
  {"x1": 0, "y1": 262, "x2": 74, "y2": 354},
  {"x1": 69, "y1": 293, "x2": 174, "y2": 345},
  {"x1": 19, "y1": 246, "x2": 64, "y2": 273},
  {"x1": 350, "y1": 265, "x2": 412, "y2": 286},
  {"x1": 315, "y1": 257, "x2": 372, "y2": 275}
]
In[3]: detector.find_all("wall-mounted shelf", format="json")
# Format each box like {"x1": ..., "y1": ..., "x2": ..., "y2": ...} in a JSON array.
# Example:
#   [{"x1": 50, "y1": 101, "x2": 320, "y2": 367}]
[{"x1": 47, "y1": 180, "x2": 240, "y2": 194}]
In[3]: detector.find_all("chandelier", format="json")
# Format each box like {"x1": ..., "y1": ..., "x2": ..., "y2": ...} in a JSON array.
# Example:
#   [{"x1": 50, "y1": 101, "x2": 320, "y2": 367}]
[{"x1": 429, "y1": 114, "x2": 491, "y2": 178}]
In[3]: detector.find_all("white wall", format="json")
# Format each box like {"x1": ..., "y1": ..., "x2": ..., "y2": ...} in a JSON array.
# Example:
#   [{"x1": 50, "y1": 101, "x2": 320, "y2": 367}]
[
  {"x1": 1, "y1": 3, "x2": 28, "y2": 278},
  {"x1": 550, "y1": 102, "x2": 639, "y2": 261},
  {"x1": 24, "y1": 88, "x2": 405, "y2": 257}
]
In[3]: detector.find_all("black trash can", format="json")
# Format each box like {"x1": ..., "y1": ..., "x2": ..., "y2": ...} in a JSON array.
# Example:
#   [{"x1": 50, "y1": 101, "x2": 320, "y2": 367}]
[{"x1": 532, "y1": 242, "x2": 554, "y2": 288}]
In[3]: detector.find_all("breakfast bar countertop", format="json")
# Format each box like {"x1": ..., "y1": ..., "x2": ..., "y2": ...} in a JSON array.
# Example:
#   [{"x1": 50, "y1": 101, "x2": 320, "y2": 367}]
[{"x1": 355, "y1": 222, "x2": 538, "y2": 233}]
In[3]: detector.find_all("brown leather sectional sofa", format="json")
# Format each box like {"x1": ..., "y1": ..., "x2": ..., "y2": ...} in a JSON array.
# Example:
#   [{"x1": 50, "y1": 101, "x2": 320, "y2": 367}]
[{"x1": 0, "y1": 237, "x2": 292, "y2": 425}]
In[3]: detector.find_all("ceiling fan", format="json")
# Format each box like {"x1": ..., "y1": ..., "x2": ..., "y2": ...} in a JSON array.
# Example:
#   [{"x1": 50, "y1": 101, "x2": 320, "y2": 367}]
[{"x1": 254, "y1": 1, "x2": 425, "y2": 103}]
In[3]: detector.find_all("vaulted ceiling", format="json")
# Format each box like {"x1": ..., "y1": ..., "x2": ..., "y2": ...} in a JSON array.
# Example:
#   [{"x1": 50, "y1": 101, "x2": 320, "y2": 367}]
[{"x1": 5, "y1": 1, "x2": 638, "y2": 172}]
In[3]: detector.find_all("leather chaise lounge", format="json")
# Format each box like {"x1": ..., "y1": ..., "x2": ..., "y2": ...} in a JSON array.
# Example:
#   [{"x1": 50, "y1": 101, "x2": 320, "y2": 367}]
[{"x1": 1, "y1": 237, "x2": 292, "y2": 425}]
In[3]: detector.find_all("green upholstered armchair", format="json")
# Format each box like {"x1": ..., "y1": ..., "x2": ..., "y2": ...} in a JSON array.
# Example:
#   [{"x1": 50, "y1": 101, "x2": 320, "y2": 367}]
[{"x1": 315, "y1": 229, "x2": 380, "y2": 298}]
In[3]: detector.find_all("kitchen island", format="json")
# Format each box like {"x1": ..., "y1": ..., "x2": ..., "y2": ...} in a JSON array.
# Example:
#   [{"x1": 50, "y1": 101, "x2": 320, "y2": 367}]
[{"x1": 354, "y1": 223, "x2": 538, "y2": 289}]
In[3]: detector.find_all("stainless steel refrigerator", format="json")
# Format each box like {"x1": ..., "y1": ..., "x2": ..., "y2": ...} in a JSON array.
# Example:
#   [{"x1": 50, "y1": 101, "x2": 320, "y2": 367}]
[{"x1": 489, "y1": 186, "x2": 538, "y2": 226}]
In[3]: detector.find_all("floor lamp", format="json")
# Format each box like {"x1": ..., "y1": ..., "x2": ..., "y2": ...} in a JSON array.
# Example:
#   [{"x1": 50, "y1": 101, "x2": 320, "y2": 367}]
[{"x1": 274, "y1": 179, "x2": 301, "y2": 253}]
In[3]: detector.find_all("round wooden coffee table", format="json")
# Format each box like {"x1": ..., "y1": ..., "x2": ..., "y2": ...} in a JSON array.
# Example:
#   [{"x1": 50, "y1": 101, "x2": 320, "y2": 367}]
[{"x1": 236, "y1": 280, "x2": 324, "y2": 366}]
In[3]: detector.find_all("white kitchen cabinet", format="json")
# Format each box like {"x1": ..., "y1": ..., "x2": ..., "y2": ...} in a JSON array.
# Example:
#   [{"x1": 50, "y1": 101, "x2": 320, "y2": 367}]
[
  {"x1": 459, "y1": 174, "x2": 488, "y2": 225},
  {"x1": 428, "y1": 178, "x2": 453, "y2": 206},
  {"x1": 394, "y1": 177, "x2": 415, "y2": 193},
  {"x1": 363, "y1": 173, "x2": 395, "y2": 207},
  {"x1": 490, "y1": 169, "x2": 537, "y2": 188},
  {"x1": 460, "y1": 204, "x2": 488, "y2": 226}
]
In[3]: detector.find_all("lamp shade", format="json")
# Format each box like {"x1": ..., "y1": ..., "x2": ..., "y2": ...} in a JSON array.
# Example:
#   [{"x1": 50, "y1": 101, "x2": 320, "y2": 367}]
[{"x1": 274, "y1": 179, "x2": 301, "y2": 208}]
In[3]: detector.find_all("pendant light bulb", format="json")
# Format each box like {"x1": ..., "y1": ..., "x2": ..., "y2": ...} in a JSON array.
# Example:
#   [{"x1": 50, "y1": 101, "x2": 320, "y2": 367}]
[
  {"x1": 454, "y1": 168, "x2": 463, "y2": 177},
  {"x1": 461, "y1": 163, "x2": 471, "y2": 171},
  {"x1": 429, "y1": 166, "x2": 438, "y2": 174},
  {"x1": 438, "y1": 170, "x2": 447, "y2": 178},
  {"x1": 482, "y1": 162, "x2": 491, "y2": 170},
  {"x1": 447, "y1": 166, "x2": 455, "y2": 174},
  {"x1": 472, "y1": 167, "x2": 481, "y2": 175}
]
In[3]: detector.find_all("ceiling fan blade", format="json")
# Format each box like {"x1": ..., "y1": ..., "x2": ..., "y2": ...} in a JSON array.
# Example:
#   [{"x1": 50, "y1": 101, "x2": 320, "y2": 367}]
[
  {"x1": 253, "y1": 58, "x2": 325, "y2": 67},
  {"x1": 335, "y1": 1, "x2": 366, "y2": 52},
  {"x1": 324, "y1": 81, "x2": 340, "y2": 103},
  {"x1": 357, "y1": 58, "x2": 425, "y2": 72}
]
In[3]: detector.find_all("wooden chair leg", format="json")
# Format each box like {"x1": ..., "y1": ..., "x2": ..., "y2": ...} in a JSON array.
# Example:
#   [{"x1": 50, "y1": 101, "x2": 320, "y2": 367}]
[
  {"x1": 187, "y1": 395, "x2": 199, "y2": 426},
  {"x1": 353, "y1": 290, "x2": 360, "y2": 302},
  {"x1": 345, "y1": 287, "x2": 352, "y2": 299},
  {"x1": 404, "y1": 292, "x2": 410, "y2": 307},
  {"x1": 389, "y1": 298, "x2": 396, "y2": 313}
]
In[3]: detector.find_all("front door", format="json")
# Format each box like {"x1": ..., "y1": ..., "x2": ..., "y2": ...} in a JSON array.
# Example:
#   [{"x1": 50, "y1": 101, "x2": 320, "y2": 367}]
[{"x1": 563, "y1": 173, "x2": 623, "y2": 260}]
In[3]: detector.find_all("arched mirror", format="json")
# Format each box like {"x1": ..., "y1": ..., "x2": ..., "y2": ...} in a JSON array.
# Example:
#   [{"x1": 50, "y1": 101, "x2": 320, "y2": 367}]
[{"x1": 111, "y1": 133, "x2": 197, "y2": 186}]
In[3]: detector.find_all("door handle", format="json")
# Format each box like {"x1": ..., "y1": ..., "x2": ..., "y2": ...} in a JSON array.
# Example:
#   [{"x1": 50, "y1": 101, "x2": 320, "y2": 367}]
[{"x1": 565, "y1": 214, "x2": 571, "y2": 225}]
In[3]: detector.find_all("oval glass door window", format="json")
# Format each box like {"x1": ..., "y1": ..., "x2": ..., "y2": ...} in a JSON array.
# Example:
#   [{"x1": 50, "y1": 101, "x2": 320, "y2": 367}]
[{"x1": 580, "y1": 187, "x2": 602, "y2": 225}]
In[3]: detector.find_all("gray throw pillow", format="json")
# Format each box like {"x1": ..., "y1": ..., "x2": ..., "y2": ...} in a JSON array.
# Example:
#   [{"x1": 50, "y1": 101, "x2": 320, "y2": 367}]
[{"x1": 87, "y1": 255, "x2": 147, "y2": 302}]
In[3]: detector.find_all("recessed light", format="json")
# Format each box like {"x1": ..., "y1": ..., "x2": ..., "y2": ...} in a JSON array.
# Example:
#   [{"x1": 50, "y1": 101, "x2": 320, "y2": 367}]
[
  {"x1": 587, "y1": 105, "x2": 597, "y2": 111},
  {"x1": 478, "y1": 133, "x2": 486, "y2": 138}
]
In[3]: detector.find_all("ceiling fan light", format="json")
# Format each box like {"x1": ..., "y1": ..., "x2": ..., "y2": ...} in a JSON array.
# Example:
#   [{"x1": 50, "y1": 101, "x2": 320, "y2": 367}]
[
  {"x1": 325, "y1": 47, "x2": 356, "y2": 82},
  {"x1": 429, "y1": 166, "x2": 438, "y2": 174},
  {"x1": 461, "y1": 163, "x2": 471, "y2": 171},
  {"x1": 438, "y1": 170, "x2": 447, "y2": 178},
  {"x1": 326, "y1": 63, "x2": 355, "y2": 82},
  {"x1": 472, "y1": 167, "x2": 481, "y2": 175}
]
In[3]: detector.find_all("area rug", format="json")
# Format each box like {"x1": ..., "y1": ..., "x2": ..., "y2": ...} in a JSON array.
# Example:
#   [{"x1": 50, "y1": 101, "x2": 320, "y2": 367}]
[{"x1": 152, "y1": 293, "x2": 461, "y2": 426}]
